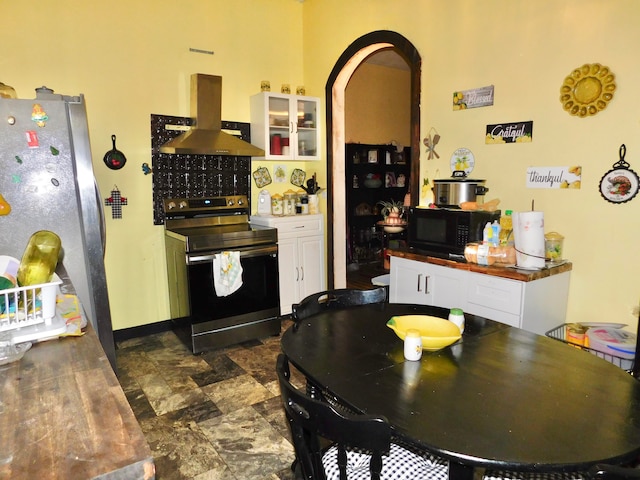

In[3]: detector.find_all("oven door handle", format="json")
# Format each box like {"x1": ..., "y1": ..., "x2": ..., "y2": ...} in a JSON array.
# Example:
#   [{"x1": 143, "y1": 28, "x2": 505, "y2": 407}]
[{"x1": 186, "y1": 245, "x2": 278, "y2": 264}]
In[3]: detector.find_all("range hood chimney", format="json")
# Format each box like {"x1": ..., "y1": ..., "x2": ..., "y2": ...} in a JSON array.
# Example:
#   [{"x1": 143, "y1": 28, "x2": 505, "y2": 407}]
[{"x1": 159, "y1": 74, "x2": 265, "y2": 156}]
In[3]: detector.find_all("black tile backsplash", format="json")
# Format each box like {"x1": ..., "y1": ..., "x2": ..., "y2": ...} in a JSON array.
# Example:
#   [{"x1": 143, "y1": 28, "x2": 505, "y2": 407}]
[{"x1": 150, "y1": 114, "x2": 252, "y2": 225}]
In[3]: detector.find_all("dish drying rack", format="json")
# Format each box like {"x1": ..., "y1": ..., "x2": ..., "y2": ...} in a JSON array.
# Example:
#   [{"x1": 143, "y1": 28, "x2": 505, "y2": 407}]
[
  {"x1": 546, "y1": 323, "x2": 637, "y2": 374},
  {"x1": 0, "y1": 276, "x2": 67, "y2": 343}
]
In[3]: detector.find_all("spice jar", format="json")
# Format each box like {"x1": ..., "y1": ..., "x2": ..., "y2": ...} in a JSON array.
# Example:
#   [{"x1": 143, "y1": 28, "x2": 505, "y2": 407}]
[
  {"x1": 271, "y1": 193, "x2": 284, "y2": 215},
  {"x1": 404, "y1": 329, "x2": 422, "y2": 361},
  {"x1": 448, "y1": 308, "x2": 465, "y2": 334}
]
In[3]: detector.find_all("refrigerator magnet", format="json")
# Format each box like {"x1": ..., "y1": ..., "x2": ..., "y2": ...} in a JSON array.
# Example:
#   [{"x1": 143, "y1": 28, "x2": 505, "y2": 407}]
[
  {"x1": 26, "y1": 130, "x2": 39, "y2": 148},
  {"x1": 31, "y1": 103, "x2": 48, "y2": 127}
]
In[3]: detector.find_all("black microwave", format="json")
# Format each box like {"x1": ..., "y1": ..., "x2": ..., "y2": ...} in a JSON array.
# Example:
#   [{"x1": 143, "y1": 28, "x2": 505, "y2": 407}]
[{"x1": 407, "y1": 207, "x2": 500, "y2": 258}]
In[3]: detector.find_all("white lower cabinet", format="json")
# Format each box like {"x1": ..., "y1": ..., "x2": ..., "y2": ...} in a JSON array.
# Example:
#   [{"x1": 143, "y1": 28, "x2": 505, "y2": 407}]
[
  {"x1": 389, "y1": 256, "x2": 467, "y2": 310},
  {"x1": 390, "y1": 256, "x2": 571, "y2": 335},
  {"x1": 250, "y1": 215, "x2": 326, "y2": 315}
]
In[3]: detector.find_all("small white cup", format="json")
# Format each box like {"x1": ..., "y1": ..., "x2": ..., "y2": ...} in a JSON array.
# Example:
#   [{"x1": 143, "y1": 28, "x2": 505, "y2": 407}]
[{"x1": 404, "y1": 329, "x2": 422, "y2": 361}]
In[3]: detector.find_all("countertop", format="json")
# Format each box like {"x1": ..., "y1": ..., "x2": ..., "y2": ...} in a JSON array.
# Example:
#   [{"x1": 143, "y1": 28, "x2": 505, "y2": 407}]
[
  {"x1": 0, "y1": 321, "x2": 154, "y2": 479},
  {"x1": 388, "y1": 248, "x2": 572, "y2": 282}
]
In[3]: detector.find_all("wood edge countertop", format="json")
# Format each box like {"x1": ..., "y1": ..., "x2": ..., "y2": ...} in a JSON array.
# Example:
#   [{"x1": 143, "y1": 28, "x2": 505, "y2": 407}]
[
  {"x1": 388, "y1": 249, "x2": 572, "y2": 282},
  {"x1": 0, "y1": 321, "x2": 155, "y2": 479}
]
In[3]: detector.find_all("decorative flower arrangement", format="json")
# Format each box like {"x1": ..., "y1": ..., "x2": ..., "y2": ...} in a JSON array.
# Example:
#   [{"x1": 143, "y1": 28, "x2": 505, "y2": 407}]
[{"x1": 377, "y1": 199, "x2": 405, "y2": 224}]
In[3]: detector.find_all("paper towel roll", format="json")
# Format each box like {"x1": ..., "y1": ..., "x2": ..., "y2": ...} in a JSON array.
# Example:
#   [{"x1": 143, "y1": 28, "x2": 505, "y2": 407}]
[{"x1": 512, "y1": 211, "x2": 545, "y2": 269}]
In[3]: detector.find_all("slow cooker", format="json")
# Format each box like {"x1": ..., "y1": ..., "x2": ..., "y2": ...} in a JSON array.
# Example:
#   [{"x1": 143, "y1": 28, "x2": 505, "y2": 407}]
[{"x1": 433, "y1": 178, "x2": 489, "y2": 207}]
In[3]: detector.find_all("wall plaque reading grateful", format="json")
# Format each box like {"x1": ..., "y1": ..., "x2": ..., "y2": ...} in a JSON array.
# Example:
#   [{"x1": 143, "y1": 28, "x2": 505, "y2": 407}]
[{"x1": 485, "y1": 120, "x2": 533, "y2": 144}]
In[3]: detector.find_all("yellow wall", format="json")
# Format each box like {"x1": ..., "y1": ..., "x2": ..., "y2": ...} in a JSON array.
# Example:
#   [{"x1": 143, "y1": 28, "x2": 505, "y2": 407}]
[
  {"x1": 1, "y1": 0, "x2": 306, "y2": 330},
  {"x1": 345, "y1": 63, "x2": 411, "y2": 145},
  {"x1": 302, "y1": 0, "x2": 640, "y2": 329},
  {"x1": 3, "y1": 0, "x2": 639, "y2": 332}
]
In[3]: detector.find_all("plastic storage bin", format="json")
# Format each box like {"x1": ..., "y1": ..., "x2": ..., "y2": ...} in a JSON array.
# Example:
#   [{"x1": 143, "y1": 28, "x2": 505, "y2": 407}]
[{"x1": 546, "y1": 323, "x2": 636, "y2": 372}]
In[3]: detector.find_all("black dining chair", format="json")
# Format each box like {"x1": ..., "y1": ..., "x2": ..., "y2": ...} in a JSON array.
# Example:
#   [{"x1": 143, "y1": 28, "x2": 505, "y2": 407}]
[
  {"x1": 276, "y1": 353, "x2": 449, "y2": 480},
  {"x1": 291, "y1": 287, "x2": 387, "y2": 326},
  {"x1": 290, "y1": 287, "x2": 388, "y2": 400}
]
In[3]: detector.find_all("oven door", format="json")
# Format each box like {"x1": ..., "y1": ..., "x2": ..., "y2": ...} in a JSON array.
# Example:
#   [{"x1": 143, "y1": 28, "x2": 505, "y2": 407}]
[{"x1": 186, "y1": 244, "x2": 280, "y2": 323}]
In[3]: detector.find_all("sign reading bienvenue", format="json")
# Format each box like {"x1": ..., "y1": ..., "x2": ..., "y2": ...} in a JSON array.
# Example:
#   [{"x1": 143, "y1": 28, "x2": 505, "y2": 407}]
[
  {"x1": 485, "y1": 120, "x2": 533, "y2": 144},
  {"x1": 526, "y1": 166, "x2": 582, "y2": 189},
  {"x1": 453, "y1": 85, "x2": 494, "y2": 110}
]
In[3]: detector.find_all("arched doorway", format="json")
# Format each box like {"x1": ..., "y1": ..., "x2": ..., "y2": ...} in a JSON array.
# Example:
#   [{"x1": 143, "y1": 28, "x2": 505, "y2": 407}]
[{"x1": 325, "y1": 31, "x2": 422, "y2": 289}]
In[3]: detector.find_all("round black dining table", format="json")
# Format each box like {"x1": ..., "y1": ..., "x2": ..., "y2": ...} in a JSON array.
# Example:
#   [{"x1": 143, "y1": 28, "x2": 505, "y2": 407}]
[{"x1": 280, "y1": 303, "x2": 640, "y2": 479}]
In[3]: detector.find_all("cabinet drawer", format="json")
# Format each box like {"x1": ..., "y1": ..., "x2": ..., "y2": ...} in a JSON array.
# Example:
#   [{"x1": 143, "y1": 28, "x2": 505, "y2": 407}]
[
  {"x1": 250, "y1": 214, "x2": 323, "y2": 236},
  {"x1": 467, "y1": 272, "x2": 522, "y2": 316}
]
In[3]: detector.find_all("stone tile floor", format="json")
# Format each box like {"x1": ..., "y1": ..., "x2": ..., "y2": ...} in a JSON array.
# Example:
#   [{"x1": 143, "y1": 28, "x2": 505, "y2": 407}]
[{"x1": 116, "y1": 319, "x2": 306, "y2": 480}]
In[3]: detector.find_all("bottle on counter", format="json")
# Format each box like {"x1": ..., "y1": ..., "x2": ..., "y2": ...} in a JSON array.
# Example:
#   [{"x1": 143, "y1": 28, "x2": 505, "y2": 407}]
[
  {"x1": 483, "y1": 222, "x2": 492, "y2": 244},
  {"x1": 17, "y1": 230, "x2": 61, "y2": 286},
  {"x1": 491, "y1": 220, "x2": 501, "y2": 247},
  {"x1": 499, "y1": 210, "x2": 513, "y2": 245}
]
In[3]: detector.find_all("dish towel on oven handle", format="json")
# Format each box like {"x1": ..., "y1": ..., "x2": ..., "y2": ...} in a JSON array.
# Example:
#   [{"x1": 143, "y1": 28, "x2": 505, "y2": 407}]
[{"x1": 212, "y1": 251, "x2": 243, "y2": 297}]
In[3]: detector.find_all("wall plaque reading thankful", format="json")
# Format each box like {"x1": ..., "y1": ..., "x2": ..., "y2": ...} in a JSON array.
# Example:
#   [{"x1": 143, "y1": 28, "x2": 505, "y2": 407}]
[{"x1": 526, "y1": 166, "x2": 582, "y2": 189}]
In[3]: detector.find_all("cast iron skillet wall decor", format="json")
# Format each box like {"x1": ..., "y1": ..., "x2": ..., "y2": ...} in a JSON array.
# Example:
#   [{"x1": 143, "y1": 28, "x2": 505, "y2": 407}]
[
  {"x1": 103, "y1": 134, "x2": 127, "y2": 170},
  {"x1": 599, "y1": 144, "x2": 639, "y2": 204}
]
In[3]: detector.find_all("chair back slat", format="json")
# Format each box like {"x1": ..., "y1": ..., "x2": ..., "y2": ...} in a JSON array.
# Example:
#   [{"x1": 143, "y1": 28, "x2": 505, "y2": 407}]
[{"x1": 292, "y1": 287, "x2": 387, "y2": 325}]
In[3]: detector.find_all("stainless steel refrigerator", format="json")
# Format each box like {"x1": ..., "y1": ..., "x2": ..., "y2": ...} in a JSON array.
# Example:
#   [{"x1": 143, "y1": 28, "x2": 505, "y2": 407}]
[{"x1": 0, "y1": 86, "x2": 115, "y2": 370}]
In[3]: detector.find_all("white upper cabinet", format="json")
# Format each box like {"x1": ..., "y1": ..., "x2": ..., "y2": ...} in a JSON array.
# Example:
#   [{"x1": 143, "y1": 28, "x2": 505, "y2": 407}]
[{"x1": 250, "y1": 92, "x2": 320, "y2": 160}]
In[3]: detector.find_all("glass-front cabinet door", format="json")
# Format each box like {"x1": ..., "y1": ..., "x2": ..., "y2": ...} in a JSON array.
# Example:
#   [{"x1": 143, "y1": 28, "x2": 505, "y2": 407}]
[{"x1": 250, "y1": 92, "x2": 320, "y2": 160}]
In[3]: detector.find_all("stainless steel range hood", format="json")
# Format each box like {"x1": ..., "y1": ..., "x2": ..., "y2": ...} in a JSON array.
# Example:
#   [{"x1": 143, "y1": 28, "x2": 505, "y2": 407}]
[{"x1": 159, "y1": 74, "x2": 265, "y2": 156}]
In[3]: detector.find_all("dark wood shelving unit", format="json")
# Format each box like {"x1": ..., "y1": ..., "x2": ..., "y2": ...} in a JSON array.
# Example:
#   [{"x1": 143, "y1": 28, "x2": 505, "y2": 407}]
[{"x1": 346, "y1": 143, "x2": 410, "y2": 266}]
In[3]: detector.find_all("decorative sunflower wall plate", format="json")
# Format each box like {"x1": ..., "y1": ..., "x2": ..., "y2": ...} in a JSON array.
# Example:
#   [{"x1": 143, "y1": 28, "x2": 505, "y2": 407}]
[
  {"x1": 599, "y1": 145, "x2": 639, "y2": 204},
  {"x1": 560, "y1": 63, "x2": 616, "y2": 117}
]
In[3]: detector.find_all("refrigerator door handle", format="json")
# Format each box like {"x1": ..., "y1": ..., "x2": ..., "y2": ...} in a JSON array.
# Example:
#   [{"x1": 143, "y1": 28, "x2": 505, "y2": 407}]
[{"x1": 94, "y1": 178, "x2": 106, "y2": 256}]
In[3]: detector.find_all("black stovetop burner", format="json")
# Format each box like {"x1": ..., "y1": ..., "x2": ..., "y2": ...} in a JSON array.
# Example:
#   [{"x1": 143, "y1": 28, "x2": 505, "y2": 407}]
[{"x1": 163, "y1": 195, "x2": 277, "y2": 252}]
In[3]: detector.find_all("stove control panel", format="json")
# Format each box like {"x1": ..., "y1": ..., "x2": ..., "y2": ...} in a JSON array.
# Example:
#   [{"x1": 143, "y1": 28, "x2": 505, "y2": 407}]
[{"x1": 163, "y1": 195, "x2": 250, "y2": 218}]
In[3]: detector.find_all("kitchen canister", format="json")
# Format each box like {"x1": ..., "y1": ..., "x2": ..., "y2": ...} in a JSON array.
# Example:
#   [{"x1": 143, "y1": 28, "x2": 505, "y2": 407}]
[
  {"x1": 271, "y1": 193, "x2": 284, "y2": 215},
  {"x1": 544, "y1": 231, "x2": 564, "y2": 263},
  {"x1": 308, "y1": 194, "x2": 319, "y2": 214},
  {"x1": 448, "y1": 308, "x2": 465, "y2": 334},
  {"x1": 404, "y1": 329, "x2": 423, "y2": 361},
  {"x1": 283, "y1": 190, "x2": 297, "y2": 215}
]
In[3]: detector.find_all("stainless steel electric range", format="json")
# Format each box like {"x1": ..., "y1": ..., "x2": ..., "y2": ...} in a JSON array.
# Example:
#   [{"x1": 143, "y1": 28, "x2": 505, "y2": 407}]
[{"x1": 163, "y1": 195, "x2": 280, "y2": 353}]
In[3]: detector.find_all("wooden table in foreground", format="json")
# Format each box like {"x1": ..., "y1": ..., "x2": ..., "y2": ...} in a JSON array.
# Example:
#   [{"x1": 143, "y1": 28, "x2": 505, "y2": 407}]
[
  {"x1": 281, "y1": 303, "x2": 640, "y2": 479},
  {"x1": 0, "y1": 323, "x2": 154, "y2": 479}
]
